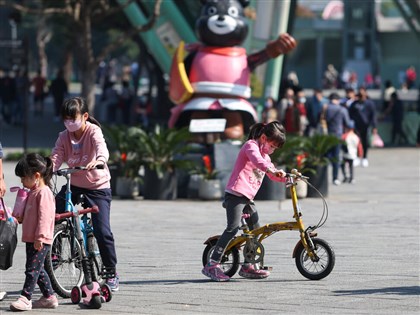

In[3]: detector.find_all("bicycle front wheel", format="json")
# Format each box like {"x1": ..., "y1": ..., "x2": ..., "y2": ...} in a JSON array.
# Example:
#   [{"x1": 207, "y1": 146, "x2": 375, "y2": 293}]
[
  {"x1": 87, "y1": 233, "x2": 105, "y2": 285},
  {"x1": 295, "y1": 238, "x2": 335, "y2": 280},
  {"x1": 45, "y1": 223, "x2": 84, "y2": 298}
]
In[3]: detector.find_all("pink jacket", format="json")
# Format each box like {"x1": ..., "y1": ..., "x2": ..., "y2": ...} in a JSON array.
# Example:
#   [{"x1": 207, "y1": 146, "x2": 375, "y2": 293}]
[
  {"x1": 21, "y1": 186, "x2": 55, "y2": 245},
  {"x1": 226, "y1": 139, "x2": 285, "y2": 200},
  {"x1": 51, "y1": 122, "x2": 111, "y2": 189}
]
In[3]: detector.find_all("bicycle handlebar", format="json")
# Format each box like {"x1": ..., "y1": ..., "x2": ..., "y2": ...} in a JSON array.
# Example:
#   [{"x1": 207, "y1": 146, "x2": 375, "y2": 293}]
[
  {"x1": 54, "y1": 164, "x2": 104, "y2": 176},
  {"x1": 285, "y1": 168, "x2": 309, "y2": 180},
  {"x1": 55, "y1": 205, "x2": 99, "y2": 221}
]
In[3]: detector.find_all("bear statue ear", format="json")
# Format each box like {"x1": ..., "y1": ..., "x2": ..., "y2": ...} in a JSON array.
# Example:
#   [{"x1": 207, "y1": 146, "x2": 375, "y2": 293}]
[{"x1": 238, "y1": 0, "x2": 250, "y2": 8}]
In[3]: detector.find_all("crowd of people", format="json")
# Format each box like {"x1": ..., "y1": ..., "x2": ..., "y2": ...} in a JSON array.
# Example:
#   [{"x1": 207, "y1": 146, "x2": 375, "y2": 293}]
[{"x1": 261, "y1": 83, "x2": 397, "y2": 185}]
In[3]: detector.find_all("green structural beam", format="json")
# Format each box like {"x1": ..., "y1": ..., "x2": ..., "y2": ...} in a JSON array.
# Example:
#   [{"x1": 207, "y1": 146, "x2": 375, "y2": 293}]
[
  {"x1": 263, "y1": 1, "x2": 292, "y2": 100},
  {"x1": 119, "y1": 0, "x2": 196, "y2": 73},
  {"x1": 159, "y1": 1, "x2": 197, "y2": 43}
]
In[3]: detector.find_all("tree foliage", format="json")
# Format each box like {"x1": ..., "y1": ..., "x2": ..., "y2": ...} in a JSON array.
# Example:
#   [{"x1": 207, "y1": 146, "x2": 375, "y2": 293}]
[{"x1": 0, "y1": 0, "x2": 162, "y2": 112}]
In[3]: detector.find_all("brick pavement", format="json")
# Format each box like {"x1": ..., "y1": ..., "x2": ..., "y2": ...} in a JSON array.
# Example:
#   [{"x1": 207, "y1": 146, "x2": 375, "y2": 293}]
[{"x1": 0, "y1": 147, "x2": 419, "y2": 314}]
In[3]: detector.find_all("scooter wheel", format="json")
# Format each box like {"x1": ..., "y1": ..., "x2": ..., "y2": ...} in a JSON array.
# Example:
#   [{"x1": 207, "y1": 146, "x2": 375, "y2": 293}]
[
  {"x1": 71, "y1": 286, "x2": 82, "y2": 304},
  {"x1": 90, "y1": 295, "x2": 102, "y2": 309},
  {"x1": 101, "y1": 283, "x2": 112, "y2": 303}
]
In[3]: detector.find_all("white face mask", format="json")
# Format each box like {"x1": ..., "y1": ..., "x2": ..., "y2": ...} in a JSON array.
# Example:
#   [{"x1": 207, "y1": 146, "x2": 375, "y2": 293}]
[
  {"x1": 260, "y1": 139, "x2": 276, "y2": 155},
  {"x1": 64, "y1": 119, "x2": 83, "y2": 132}
]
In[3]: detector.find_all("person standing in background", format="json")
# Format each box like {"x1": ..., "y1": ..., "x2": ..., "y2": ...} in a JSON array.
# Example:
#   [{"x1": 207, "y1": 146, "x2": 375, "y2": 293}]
[
  {"x1": 305, "y1": 88, "x2": 327, "y2": 136},
  {"x1": 49, "y1": 69, "x2": 68, "y2": 122},
  {"x1": 261, "y1": 96, "x2": 278, "y2": 124},
  {"x1": 405, "y1": 66, "x2": 416, "y2": 89},
  {"x1": 341, "y1": 121, "x2": 363, "y2": 184},
  {"x1": 381, "y1": 92, "x2": 408, "y2": 145},
  {"x1": 348, "y1": 88, "x2": 377, "y2": 167},
  {"x1": 325, "y1": 93, "x2": 352, "y2": 185},
  {"x1": 31, "y1": 69, "x2": 47, "y2": 117},
  {"x1": 382, "y1": 80, "x2": 396, "y2": 112}
]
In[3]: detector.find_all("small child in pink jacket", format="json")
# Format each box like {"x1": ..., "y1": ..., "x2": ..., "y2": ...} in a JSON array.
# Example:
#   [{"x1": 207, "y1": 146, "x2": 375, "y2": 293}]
[
  {"x1": 202, "y1": 121, "x2": 287, "y2": 282},
  {"x1": 10, "y1": 153, "x2": 58, "y2": 311}
]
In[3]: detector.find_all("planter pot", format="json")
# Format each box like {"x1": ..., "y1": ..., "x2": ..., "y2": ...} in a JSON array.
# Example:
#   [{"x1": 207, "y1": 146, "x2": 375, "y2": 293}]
[
  {"x1": 199, "y1": 179, "x2": 222, "y2": 200},
  {"x1": 255, "y1": 176, "x2": 286, "y2": 201},
  {"x1": 115, "y1": 177, "x2": 139, "y2": 199},
  {"x1": 286, "y1": 180, "x2": 308, "y2": 199},
  {"x1": 304, "y1": 164, "x2": 329, "y2": 198},
  {"x1": 143, "y1": 168, "x2": 177, "y2": 200},
  {"x1": 188, "y1": 174, "x2": 204, "y2": 199}
]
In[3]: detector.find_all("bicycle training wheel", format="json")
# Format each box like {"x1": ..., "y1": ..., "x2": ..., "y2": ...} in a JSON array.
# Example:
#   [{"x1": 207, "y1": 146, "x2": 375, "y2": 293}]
[
  {"x1": 202, "y1": 241, "x2": 240, "y2": 278},
  {"x1": 294, "y1": 238, "x2": 335, "y2": 280},
  {"x1": 44, "y1": 223, "x2": 84, "y2": 298}
]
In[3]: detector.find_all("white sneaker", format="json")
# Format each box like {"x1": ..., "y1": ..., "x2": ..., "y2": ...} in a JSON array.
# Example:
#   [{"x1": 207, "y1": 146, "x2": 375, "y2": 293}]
[
  {"x1": 353, "y1": 158, "x2": 361, "y2": 167},
  {"x1": 333, "y1": 179, "x2": 341, "y2": 186},
  {"x1": 10, "y1": 295, "x2": 32, "y2": 311},
  {"x1": 0, "y1": 291, "x2": 7, "y2": 301},
  {"x1": 362, "y1": 159, "x2": 369, "y2": 167}
]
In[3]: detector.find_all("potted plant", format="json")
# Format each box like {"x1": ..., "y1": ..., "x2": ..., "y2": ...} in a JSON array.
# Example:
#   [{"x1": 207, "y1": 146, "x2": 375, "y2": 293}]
[
  {"x1": 270, "y1": 136, "x2": 308, "y2": 199},
  {"x1": 103, "y1": 125, "x2": 142, "y2": 198},
  {"x1": 295, "y1": 134, "x2": 343, "y2": 198},
  {"x1": 197, "y1": 155, "x2": 222, "y2": 200},
  {"x1": 271, "y1": 134, "x2": 343, "y2": 198},
  {"x1": 131, "y1": 125, "x2": 196, "y2": 200}
]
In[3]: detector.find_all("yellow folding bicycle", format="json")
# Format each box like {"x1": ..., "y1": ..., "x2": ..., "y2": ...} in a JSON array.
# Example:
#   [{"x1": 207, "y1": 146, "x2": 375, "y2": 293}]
[{"x1": 202, "y1": 170, "x2": 335, "y2": 280}]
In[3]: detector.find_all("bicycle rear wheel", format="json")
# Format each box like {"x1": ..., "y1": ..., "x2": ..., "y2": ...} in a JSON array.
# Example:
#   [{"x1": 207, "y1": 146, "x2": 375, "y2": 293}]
[{"x1": 45, "y1": 223, "x2": 84, "y2": 298}]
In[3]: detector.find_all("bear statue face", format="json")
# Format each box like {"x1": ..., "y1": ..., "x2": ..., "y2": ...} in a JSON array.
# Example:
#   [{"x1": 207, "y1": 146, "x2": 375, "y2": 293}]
[{"x1": 196, "y1": 0, "x2": 249, "y2": 47}]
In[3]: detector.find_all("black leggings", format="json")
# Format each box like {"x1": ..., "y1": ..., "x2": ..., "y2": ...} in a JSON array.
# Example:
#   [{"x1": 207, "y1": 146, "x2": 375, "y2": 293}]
[
  {"x1": 210, "y1": 193, "x2": 259, "y2": 263},
  {"x1": 21, "y1": 243, "x2": 54, "y2": 300}
]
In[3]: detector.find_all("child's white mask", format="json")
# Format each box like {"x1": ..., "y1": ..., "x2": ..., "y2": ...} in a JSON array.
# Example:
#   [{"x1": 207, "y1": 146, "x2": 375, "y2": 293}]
[{"x1": 64, "y1": 119, "x2": 83, "y2": 132}]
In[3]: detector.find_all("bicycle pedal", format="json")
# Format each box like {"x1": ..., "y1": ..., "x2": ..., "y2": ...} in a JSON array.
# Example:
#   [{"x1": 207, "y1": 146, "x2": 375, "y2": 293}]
[{"x1": 262, "y1": 266, "x2": 272, "y2": 271}]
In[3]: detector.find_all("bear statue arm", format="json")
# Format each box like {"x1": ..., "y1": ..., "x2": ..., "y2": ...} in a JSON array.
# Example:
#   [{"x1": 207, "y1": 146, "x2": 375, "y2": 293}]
[{"x1": 248, "y1": 33, "x2": 297, "y2": 71}]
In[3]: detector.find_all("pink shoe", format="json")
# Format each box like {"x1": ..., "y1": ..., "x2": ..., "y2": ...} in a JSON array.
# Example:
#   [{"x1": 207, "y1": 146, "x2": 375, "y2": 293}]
[
  {"x1": 239, "y1": 264, "x2": 270, "y2": 279},
  {"x1": 202, "y1": 263, "x2": 230, "y2": 282},
  {"x1": 32, "y1": 295, "x2": 58, "y2": 309}
]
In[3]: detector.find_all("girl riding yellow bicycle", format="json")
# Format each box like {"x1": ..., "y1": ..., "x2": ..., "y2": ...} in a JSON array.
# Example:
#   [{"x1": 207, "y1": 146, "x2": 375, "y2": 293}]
[{"x1": 202, "y1": 121, "x2": 287, "y2": 282}]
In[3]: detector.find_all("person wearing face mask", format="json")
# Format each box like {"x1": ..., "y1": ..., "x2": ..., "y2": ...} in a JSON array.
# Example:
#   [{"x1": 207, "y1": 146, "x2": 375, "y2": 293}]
[
  {"x1": 202, "y1": 121, "x2": 287, "y2": 282},
  {"x1": 50, "y1": 97, "x2": 119, "y2": 292},
  {"x1": 283, "y1": 89, "x2": 307, "y2": 136}
]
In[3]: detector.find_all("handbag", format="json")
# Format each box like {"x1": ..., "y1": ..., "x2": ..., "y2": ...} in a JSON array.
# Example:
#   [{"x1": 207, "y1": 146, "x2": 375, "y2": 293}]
[
  {"x1": 316, "y1": 104, "x2": 329, "y2": 135},
  {"x1": 0, "y1": 198, "x2": 18, "y2": 270},
  {"x1": 371, "y1": 133, "x2": 384, "y2": 148}
]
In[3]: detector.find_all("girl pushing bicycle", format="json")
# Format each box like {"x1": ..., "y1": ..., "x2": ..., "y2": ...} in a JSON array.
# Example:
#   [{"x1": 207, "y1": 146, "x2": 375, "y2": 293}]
[
  {"x1": 202, "y1": 121, "x2": 287, "y2": 282},
  {"x1": 10, "y1": 153, "x2": 58, "y2": 311},
  {"x1": 50, "y1": 97, "x2": 119, "y2": 291}
]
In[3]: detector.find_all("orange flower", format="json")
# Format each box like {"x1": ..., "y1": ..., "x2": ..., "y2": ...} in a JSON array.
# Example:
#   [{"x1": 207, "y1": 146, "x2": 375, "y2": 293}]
[{"x1": 202, "y1": 155, "x2": 212, "y2": 174}]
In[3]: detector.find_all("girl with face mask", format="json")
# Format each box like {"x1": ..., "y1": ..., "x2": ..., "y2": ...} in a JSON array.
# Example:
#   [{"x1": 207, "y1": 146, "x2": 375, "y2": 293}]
[
  {"x1": 202, "y1": 121, "x2": 287, "y2": 282},
  {"x1": 50, "y1": 97, "x2": 119, "y2": 292}
]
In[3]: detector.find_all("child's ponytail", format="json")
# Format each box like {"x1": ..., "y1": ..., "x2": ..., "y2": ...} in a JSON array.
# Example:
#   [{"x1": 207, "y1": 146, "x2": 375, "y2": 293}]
[{"x1": 247, "y1": 123, "x2": 266, "y2": 140}]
